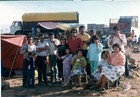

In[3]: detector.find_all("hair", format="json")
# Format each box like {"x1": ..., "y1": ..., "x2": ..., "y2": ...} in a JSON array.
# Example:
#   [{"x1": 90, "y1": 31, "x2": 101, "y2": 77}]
[
  {"x1": 39, "y1": 33, "x2": 44, "y2": 37},
  {"x1": 70, "y1": 28, "x2": 78, "y2": 33},
  {"x1": 91, "y1": 35, "x2": 99, "y2": 43},
  {"x1": 76, "y1": 49, "x2": 83, "y2": 54},
  {"x1": 112, "y1": 43, "x2": 121, "y2": 51},
  {"x1": 65, "y1": 47, "x2": 71, "y2": 54},
  {"x1": 113, "y1": 26, "x2": 120, "y2": 31},
  {"x1": 79, "y1": 25, "x2": 85, "y2": 30},
  {"x1": 101, "y1": 51, "x2": 107, "y2": 59},
  {"x1": 60, "y1": 36, "x2": 67, "y2": 41},
  {"x1": 27, "y1": 36, "x2": 33, "y2": 40}
]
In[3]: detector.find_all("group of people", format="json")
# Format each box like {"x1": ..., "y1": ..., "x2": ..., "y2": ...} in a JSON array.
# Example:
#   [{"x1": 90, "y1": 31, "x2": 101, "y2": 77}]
[{"x1": 20, "y1": 25, "x2": 128, "y2": 91}]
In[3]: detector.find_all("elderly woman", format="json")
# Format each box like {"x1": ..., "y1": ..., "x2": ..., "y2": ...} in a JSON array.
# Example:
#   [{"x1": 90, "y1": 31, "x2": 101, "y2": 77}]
[
  {"x1": 93, "y1": 43, "x2": 126, "y2": 91},
  {"x1": 71, "y1": 49, "x2": 87, "y2": 86}
]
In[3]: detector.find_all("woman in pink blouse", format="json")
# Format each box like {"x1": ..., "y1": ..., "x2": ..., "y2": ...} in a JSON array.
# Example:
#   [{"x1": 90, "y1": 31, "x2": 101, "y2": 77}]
[{"x1": 92, "y1": 43, "x2": 126, "y2": 91}]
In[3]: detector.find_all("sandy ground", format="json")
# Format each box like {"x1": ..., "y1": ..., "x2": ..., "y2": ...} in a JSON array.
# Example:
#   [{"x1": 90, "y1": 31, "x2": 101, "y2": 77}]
[{"x1": 1, "y1": 48, "x2": 140, "y2": 97}]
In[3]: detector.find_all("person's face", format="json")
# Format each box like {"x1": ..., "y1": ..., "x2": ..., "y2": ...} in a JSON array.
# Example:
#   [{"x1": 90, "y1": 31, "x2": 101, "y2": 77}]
[
  {"x1": 28, "y1": 38, "x2": 33, "y2": 43},
  {"x1": 80, "y1": 28, "x2": 85, "y2": 34},
  {"x1": 114, "y1": 30, "x2": 119, "y2": 36},
  {"x1": 50, "y1": 34, "x2": 54, "y2": 39},
  {"x1": 39, "y1": 36, "x2": 44, "y2": 41},
  {"x1": 102, "y1": 53, "x2": 107, "y2": 60},
  {"x1": 77, "y1": 51, "x2": 82, "y2": 57},
  {"x1": 72, "y1": 30, "x2": 77, "y2": 37},
  {"x1": 94, "y1": 39, "x2": 99, "y2": 43},
  {"x1": 113, "y1": 46, "x2": 119, "y2": 52},
  {"x1": 61, "y1": 39, "x2": 66, "y2": 44},
  {"x1": 65, "y1": 49, "x2": 70, "y2": 54}
]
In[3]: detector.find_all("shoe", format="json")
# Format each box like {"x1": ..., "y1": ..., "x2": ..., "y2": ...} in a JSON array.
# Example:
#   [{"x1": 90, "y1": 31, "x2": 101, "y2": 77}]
[
  {"x1": 38, "y1": 82, "x2": 43, "y2": 86},
  {"x1": 95, "y1": 88, "x2": 105, "y2": 91}
]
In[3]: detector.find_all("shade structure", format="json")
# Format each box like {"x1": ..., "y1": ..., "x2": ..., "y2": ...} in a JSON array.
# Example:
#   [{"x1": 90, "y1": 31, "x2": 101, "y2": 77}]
[
  {"x1": 1, "y1": 35, "x2": 27, "y2": 69},
  {"x1": 37, "y1": 22, "x2": 70, "y2": 31}
]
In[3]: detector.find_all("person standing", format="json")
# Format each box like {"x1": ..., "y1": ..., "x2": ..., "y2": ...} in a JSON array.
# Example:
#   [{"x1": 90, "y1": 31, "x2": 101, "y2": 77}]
[
  {"x1": 26, "y1": 52, "x2": 35, "y2": 88},
  {"x1": 67, "y1": 28, "x2": 83, "y2": 55},
  {"x1": 60, "y1": 48, "x2": 73, "y2": 87},
  {"x1": 109, "y1": 26, "x2": 127, "y2": 53},
  {"x1": 56, "y1": 36, "x2": 69, "y2": 80},
  {"x1": 35, "y1": 34, "x2": 49, "y2": 86},
  {"x1": 77, "y1": 25, "x2": 91, "y2": 58},
  {"x1": 48, "y1": 33, "x2": 60, "y2": 82},
  {"x1": 20, "y1": 36, "x2": 36, "y2": 87},
  {"x1": 87, "y1": 35, "x2": 103, "y2": 75}
]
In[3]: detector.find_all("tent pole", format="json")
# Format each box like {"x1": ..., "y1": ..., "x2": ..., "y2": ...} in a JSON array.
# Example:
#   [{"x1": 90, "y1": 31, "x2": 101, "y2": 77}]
[{"x1": 8, "y1": 48, "x2": 19, "y2": 78}]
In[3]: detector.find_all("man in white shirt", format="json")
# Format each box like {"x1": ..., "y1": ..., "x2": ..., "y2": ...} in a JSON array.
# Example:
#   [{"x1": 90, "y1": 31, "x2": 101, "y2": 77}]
[
  {"x1": 109, "y1": 26, "x2": 127, "y2": 53},
  {"x1": 36, "y1": 34, "x2": 49, "y2": 86},
  {"x1": 47, "y1": 33, "x2": 60, "y2": 82}
]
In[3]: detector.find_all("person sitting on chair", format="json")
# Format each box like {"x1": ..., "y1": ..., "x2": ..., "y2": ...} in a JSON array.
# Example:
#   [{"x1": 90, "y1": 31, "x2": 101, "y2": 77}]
[
  {"x1": 70, "y1": 49, "x2": 87, "y2": 86},
  {"x1": 92, "y1": 43, "x2": 126, "y2": 91}
]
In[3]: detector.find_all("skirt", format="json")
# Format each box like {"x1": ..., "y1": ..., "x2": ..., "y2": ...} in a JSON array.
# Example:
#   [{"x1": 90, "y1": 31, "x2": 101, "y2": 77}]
[
  {"x1": 101, "y1": 65, "x2": 125, "y2": 81},
  {"x1": 71, "y1": 66, "x2": 86, "y2": 77}
]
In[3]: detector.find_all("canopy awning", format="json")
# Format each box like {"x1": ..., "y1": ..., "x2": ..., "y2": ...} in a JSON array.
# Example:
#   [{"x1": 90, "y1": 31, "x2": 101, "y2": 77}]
[
  {"x1": 37, "y1": 22, "x2": 70, "y2": 30},
  {"x1": 22, "y1": 12, "x2": 79, "y2": 23}
]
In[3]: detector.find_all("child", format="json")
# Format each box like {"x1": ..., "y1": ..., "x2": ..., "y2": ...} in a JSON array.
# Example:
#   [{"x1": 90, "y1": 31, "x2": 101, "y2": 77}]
[
  {"x1": 92, "y1": 50, "x2": 110, "y2": 80},
  {"x1": 84, "y1": 51, "x2": 110, "y2": 89},
  {"x1": 26, "y1": 52, "x2": 35, "y2": 88},
  {"x1": 60, "y1": 48, "x2": 72, "y2": 87}
]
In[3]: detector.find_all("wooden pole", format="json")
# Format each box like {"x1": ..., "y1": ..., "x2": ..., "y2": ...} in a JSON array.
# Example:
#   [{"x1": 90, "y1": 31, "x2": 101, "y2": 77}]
[{"x1": 8, "y1": 48, "x2": 19, "y2": 78}]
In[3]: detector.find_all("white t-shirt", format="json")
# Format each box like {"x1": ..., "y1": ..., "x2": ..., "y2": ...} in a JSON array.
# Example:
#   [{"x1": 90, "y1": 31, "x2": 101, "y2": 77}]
[
  {"x1": 36, "y1": 41, "x2": 49, "y2": 56},
  {"x1": 110, "y1": 34, "x2": 127, "y2": 53}
]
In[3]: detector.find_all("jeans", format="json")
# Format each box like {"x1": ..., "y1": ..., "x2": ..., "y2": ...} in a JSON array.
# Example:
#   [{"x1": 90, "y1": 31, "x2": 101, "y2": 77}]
[
  {"x1": 27, "y1": 69, "x2": 35, "y2": 87},
  {"x1": 49, "y1": 55, "x2": 57, "y2": 82},
  {"x1": 22, "y1": 59, "x2": 28, "y2": 86},
  {"x1": 36, "y1": 56, "x2": 48, "y2": 85}
]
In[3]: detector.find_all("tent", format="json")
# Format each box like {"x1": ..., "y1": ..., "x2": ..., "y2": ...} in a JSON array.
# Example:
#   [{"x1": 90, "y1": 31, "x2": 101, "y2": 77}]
[
  {"x1": 1, "y1": 35, "x2": 27, "y2": 70},
  {"x1": 37, "y1": 22, "x2": 70, "y2": 30}
]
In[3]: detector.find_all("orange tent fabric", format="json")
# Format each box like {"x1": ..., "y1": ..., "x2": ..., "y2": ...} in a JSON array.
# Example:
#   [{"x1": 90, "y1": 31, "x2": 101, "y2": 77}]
[{"x1": 1, "y1": 35, "x2": 27, "y2": 69}]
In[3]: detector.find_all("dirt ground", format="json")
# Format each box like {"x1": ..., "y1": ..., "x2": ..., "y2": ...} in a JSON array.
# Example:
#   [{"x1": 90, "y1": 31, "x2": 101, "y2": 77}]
[{"x1": 1, "y1": 48, "x2": 140, "y2": 97}]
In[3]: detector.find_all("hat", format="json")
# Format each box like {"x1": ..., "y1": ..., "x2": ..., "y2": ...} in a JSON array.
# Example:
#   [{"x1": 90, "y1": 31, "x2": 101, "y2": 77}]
[{"x1": 113, "y1": 26, "x2": 120, "y2": 31}]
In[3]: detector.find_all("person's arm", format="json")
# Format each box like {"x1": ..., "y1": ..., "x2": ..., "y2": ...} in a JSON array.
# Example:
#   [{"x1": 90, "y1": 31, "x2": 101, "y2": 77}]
[
  {"x1": 20, "y1": 44, "x2": 28, "y2": 54},
  {"x1": 96, "y1": 43, "x2": 103, "y2": 53},
  {"x1": 71, "y1": 55, "x2": 76, "y2": 65},
  {"x1": 121, "y1": 34, "x2": 127, "y2": 46},
  {"x1": 79, "y1": 57, "x2": 87, "y2": 68},
  {"x1": 36, "y1": 42, "x2": 49, "y2": 51},
  {"x1": 109, "y1": 35, "x2": 114, "y2": 45}
]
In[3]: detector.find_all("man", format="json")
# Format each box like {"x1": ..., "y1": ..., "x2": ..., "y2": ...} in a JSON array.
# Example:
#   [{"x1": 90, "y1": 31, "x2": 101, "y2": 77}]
[
  {"x1": 35, "y1": 34, "x2": 49, "y2": 86},
  {"x1": 109, "y1": 26, "x2": 129, "y2": 77},
  {"x1": 77, "y1": 26, "x2": 91, "y2": 76},
  {"x1": 47, "y1": 33, "x2": 60, "y2": 82},
  {"x1": 109, "y1": 26, "x2": 127, "y2": 53},
  {"x1": 20, "y1": 36, "x2": 36, "y2": 87},
  {"x1": 67, "y1": 28, "x2": 83, "y2": 55},
  {"x1": 77, "y1": 25, "x2": 91, "y2": 57}
]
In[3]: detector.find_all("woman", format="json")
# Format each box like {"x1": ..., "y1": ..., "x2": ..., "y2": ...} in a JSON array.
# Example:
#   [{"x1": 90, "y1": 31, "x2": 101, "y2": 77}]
[
  {"x1": 87, "y1": 35, "x2": 103, "y2": 75},
  {"x1": 56, "y1": 36, "x2": 69, "y2": 80},
  {"x1": 71, "y1": 49, "x2": 87, "y2": 86},
  {"x1": 93, "y1": 43, "x2": 126, "y2": 91}
]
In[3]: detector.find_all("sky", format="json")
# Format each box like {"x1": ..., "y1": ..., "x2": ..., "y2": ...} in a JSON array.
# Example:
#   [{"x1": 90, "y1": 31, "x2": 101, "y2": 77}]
[{"x1": 0, "y1": 0, "x2": 140, "y2": 33}]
